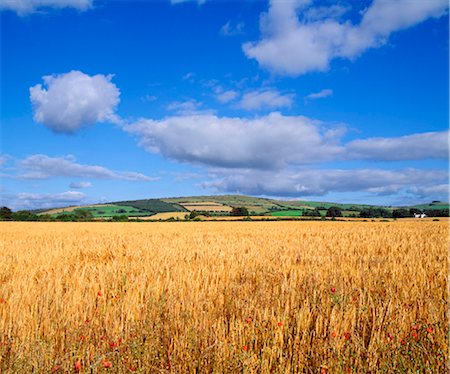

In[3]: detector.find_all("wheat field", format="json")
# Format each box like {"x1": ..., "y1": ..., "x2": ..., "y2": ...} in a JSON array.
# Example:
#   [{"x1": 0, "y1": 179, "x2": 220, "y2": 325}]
[{"x1": 0, "y1": 221, "x2": 447, "y2": 373}]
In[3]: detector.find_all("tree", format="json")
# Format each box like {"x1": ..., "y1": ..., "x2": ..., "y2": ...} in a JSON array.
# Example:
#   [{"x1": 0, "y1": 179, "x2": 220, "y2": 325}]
[
  {"x1": 326, "y1": 206, "x2": 342, "y2": 218},
  {"x1": 12, "y1": 210, "x2": 39, "y2": 221},
  {"x1": 74, "y1": 209, "x2": 94, "y2": 220},
  {"x1": 392, "y1": 209, "x2": 411, "y2": 218},
  {"x1": 230, "y1": 206, "x2": 249, "y2": 216},
  {"x1": 0, "y1": 206, "x2": 12, "y2": 220}
]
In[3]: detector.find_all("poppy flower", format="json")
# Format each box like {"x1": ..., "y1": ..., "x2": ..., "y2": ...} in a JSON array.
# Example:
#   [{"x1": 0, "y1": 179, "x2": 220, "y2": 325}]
[
  {"x1": 97, "y1": 291, "x2": 102, "y2": 297},
  {"x1": 242, "y1": 345, "x2": 248, "y2": 352},
  {"x1": 74, "y1": 360, "x2": 82, "y2": 372},
  {"x1": 109, "y1": 341, "x2": 117, "y2": 350},
  {"x1": 245, "y1": 316, "x2": 253, "y2": 324},
  {"x1": 426, "y1": 327, "x2": 433, "y2": 334},
  {"x1": 330, "y1": 287, "x2": 336, "y2": 293},
  {"x1": 102, "y1": 360, "x2": 112, "y2": 369},
  {"x1": 412, "y1": 332, "x2": 418, "y2": 340},
  {"x1": 331, "y1": 332, "x2": 337, "y2": 338},
  {"x1": 277, "y1": 322, "x2": 283, "y2": 327},
  {"x1": 344, "y1": 332, "x2": 351, "y2": 340}
]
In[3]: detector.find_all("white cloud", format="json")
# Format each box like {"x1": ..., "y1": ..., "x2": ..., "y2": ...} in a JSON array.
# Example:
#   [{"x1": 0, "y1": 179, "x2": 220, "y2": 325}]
[
  {"x1": 166, "y1": 99, "x2": 207, "y2": 115},
  {"x1": 30, "y1": 70, "x2": 121, "y2": 133},
  {"x1": 125, "y1": 113, "x2": 448, "y2": 171},
  {"x1": 16, "y1": 154, "x2": 156, "y2": 181},
  {"x1": 182, "y1": 72, "x2": 195, "y2": 81},
  {"x1": 170, "y1": 0, "x2": 205, "y2": 5},
  {"x1": 0, "y1": 0, "x2": 92, "y2": 16},
  {"x1": 216, "y1": 90, "x2": 239, "y2": 104},
  {"x1": 243, "y1": 0, "x2": 448, "y2": 75},
  {"x1": 220, "y1": 21, "x2": 245, "y2": 36},
  {"x1": 237, "y1": 89, "x2": 294, "y2": 110},
  {"x1": 306, "y1": 88, "x2": 333, "y2": 100},
  {"x1": 141, "y1": 94, "x2": 157, "y2": 103},
  {"x1": 408, "y1": 184, "x2": 449, "y2": 199},
  {"x1": 125, "y1": 112, "x2": 344, "y2": 169},
  {"x1": 347, "y1": 131, "x2": 449, "y2": 161},
  {"x1": 203, "y1": 167, "x2": 448, "y2": 199},
  {"x1": 0, "y1": 154, "x2": 11, "y2": 167},
  {"x1": 69, "y1": 181, "x2": 92, "y2": 189},
  {"x1": 1, "y1": 190, "x2": 86, "y2": 210}
]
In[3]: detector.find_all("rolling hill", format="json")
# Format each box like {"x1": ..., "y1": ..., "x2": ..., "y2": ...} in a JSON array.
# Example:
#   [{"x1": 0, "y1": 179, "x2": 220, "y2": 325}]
[{"x1": 36, "y1": 195, "x2": 449, "y2": 219}]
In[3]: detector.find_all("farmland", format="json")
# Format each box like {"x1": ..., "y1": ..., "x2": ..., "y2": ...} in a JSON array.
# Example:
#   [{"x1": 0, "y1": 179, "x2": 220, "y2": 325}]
[
  {"x1": 0, "y1": 221, "x2": 447, "y2": 373},
  {"x1": 36, "y1": 195, "x2": 449, "y2": 220}
]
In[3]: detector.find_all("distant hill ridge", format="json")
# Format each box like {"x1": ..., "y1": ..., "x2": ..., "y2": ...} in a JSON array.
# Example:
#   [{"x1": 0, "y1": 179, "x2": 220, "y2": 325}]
[{"x1": 35, "y1": 195, "x2": 449, "y2": 219}]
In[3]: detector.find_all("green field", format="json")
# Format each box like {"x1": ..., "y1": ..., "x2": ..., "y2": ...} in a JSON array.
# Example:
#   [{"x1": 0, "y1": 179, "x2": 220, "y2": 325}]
[
  {"x1": 271, "y1": 210, "x2": 304, "y2": 217},
  {"x1": 53, "y1": 205, "x2": 153, "y2": 218}
]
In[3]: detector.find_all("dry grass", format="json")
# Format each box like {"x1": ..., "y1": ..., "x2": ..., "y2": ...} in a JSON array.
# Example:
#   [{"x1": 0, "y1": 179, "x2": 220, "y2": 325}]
[
  {"x1": 133, "y1": 212, "x2": 187, "y2": 220},
  {"x1": 0, "y1": 221, "x2": 447, "y2": 373}
]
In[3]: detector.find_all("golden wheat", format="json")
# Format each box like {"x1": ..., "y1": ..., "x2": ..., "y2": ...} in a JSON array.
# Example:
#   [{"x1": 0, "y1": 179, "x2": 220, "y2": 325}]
[{"x1": 0, "y1": 221, "x2": 447, "y2": 373}]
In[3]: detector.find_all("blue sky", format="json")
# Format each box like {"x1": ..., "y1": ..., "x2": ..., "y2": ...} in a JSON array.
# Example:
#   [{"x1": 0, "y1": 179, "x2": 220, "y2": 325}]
[{"x1": 0, "y1": 0, "x2": 448, "y2": 210}]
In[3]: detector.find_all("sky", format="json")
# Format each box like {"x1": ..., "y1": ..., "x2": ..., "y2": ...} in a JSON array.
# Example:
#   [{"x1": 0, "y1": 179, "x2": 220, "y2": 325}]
[{"x1": 0, "y1": 0, "x2": 448, "y2": 210}]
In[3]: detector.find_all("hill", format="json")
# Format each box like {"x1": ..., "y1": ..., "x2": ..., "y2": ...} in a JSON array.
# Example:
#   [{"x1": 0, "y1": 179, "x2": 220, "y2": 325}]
[{"x1": 35, "y1": 195, "x2": 449, "y2": 219}]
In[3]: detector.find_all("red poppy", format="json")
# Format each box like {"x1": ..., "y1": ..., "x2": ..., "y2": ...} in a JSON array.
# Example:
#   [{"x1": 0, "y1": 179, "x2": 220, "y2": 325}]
[
  {"x1": 85, "y1": 318, "x2": 90, "y2": 324},
  {"x1": 74, "y1": 360, "x2": 82, "y2": 372},
  {"x1": 411, "y1": 325, "x2": 418, "y2": 331},
  {"x1": 426, "y1": 327, "x2": 433, "y2": 334},
  {"x1": 97, "y1": 291, "x2": 102, "y2": 297},
  {"x1": 102, "y1": 360, "x2": 112, "y2": 369},
  {"x1": 320, "y1": 368, "x2": 327, "y2": 374},
  {"x1": 331, "y1": 332, "x2": 337, "y2": 338},
  {"x1": 245, "y1": 316, "x2": 253, "y2": 324},
  {"x1": 401, "y1": 339, "x2": 406, "y2": 346},
  {"x1": 412, "y1": 332, "x2": 418, "y2": 340},
  {"x1": 242, "y1": 345, "x2": 248, "y2": 352},
  {"x1": 109, "y1": 341, "x2": 117, "y2": 350},
  {"x1": 0, "y1": 298, "x2": 5, "y2": 303},
  {"x1": 330, "y1": 287, "x2": 336, "y2": 293},
  {"x1": 277, "y1": 322, "x2": 283, "y2": 327},
  {"x1": 344, "y1": 332, "x2": 351, "y2": 340}
]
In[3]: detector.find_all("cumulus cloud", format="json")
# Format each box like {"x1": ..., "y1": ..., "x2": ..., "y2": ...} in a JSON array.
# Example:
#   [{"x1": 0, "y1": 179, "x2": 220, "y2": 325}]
[
  {"x1": 203, "y1": 167, "x2": 448, "y2": 198},
  {"x1": 0, "y1": 0, "x2": 92, "y2": 15},
  {"x1": 347, "y1": 131, "x2": 449, "y2": 161},
  {"x1": 243, "y1": 0, "x2": 448, "y2": 75},
  {"x1": 30, "y1": 70, "x2": 121, "y2": 133},
  {"x1": 69, "y1": 181, "x2": 92, "y2": 189},
  {"x1": 237, "y1": 89, "x2": 294, "y2": 110},
  {"x1": 17, "y1": 154, "x2": 156, "y2": 181},
  {"x1": 220, "y1": 21, "x2": 245, "y2": 36},
  {"x1": 306, "y1": 88, "x2": 333, "y2": 100},
  {"x1": 125, "y1": 112, "x2": 344, "y2": 169},
  {"x1": 125, "y1": 112, "x2": 448, "y2": 170}
]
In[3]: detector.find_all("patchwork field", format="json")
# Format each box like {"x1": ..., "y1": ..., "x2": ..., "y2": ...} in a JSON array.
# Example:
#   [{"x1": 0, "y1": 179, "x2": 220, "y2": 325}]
[{"x1": 0, "y1": 221, "x2": 447, "y2": 373}]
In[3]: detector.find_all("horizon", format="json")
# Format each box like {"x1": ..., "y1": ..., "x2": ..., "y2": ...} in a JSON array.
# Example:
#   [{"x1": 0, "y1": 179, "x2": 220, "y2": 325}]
[{"x1": 1, "y1": 0, "x2": 448, "y2": 210}]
